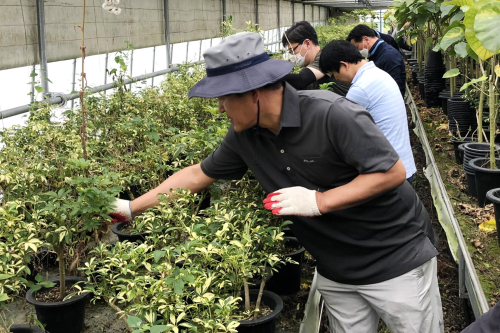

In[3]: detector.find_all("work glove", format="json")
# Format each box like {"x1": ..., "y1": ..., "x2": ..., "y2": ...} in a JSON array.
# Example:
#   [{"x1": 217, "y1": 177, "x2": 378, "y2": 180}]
[
  {"x1": 263, "y1": 186, "x2": 321, "y2": 217},
  {"x1": 109, "y1": 198, "x2": 133, "y2": 223}
]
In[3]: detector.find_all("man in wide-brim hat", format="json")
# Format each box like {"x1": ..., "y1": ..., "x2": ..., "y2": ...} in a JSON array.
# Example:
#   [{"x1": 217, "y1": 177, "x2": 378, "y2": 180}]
[{"x1": 111, "y1": 32, "x2": 443, "y2": 333}]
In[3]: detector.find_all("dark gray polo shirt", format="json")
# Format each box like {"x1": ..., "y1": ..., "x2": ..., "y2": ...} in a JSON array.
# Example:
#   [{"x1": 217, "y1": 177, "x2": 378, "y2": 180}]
[{"x1": 201, "y1": 83, "x2": 438, "y2": 285}]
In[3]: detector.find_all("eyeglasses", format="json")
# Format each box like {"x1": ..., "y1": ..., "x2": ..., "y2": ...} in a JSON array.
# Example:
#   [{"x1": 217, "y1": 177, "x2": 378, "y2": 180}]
[{"x1": 288, "y1": 42, "x2": 303, "y2": 55}]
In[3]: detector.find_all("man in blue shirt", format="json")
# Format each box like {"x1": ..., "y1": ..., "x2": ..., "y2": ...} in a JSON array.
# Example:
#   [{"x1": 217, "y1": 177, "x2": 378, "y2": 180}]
[
  {"x1": 319, "y1": 40, "x2": 416, "y2": 184},
  {"x1": 347, "y1": 24, "x2": 406, "y2": 96}
]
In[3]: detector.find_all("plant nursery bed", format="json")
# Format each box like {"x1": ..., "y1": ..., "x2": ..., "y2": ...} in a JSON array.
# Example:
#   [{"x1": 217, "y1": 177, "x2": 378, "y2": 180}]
[{"x1": 408, "y1": 81, "x2": 500, "y2": 309}]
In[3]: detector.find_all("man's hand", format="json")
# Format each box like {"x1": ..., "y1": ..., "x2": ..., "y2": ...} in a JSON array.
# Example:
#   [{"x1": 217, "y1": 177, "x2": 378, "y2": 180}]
[
  {"x1": 263, "y1": 186, "x2": 321, "y2": 217},
  {"x1": 109, "y1": 198, "x2": 133, "y2": 223}
]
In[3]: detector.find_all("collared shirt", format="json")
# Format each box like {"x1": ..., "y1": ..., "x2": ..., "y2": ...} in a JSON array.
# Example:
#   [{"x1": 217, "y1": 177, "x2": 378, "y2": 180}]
[
  {"x1": 306, "y1": 50, "x2": 350, "y2": 96},
  {"x1": 201, "y1": 83, "x2": 438, "y2": 285},
  {"x1": 347, "y1": 61, "x2": 416, "y2": 179},
  {"x1": 369, "y1": 38, "x2": 406, "y2": 96}
]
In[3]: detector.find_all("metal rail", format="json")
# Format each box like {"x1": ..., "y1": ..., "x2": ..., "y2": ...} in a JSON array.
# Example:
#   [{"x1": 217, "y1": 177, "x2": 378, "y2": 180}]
[
  {"x1": 0, "y1": 67, "x2": 179, "y2": 120},
  {"x1": 406, "y1": 83, "x2": 490, "y2": 318}
]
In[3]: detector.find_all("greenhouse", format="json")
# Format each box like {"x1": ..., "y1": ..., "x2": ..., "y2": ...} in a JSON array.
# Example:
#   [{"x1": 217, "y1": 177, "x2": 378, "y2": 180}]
[{"x1": 0, "y1": 0, "x2": 499, "y2": 332}]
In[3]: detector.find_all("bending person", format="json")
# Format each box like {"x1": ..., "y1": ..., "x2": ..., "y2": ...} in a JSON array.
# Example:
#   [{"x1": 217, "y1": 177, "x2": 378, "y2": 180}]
[
  {"x1": 320, "y1": 40, "x2": 416, "y2": 184},
  {"x1": 347, "y1": 24, "x2": 406, "y2": 96},
  {"x1": 281, "y1": 21, "x2": 350, "y2": 96},
  {"x1": 111, "y1": 32, "x2": 443, "y2": 333}
]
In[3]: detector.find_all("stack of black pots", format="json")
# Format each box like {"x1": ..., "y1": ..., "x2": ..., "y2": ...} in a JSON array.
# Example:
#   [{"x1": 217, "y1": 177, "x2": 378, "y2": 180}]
[
  {"x1": 438, "y1": 90, "x2": 465, "y2": 115},
  {"x1": 424, "y1": 50, "x2": 446, "y2": 107},
  {"x1": 408, "y1": 59, "x2": 422, "y2": 85},
  {"x1": 462, "y1": 143, "x2": 500, "y2": 197},
  {"x1": 448, "y1": 97, "x2": 477, "y2": 138},
  {"x1": 402, "y1": 50, "x2": 413, "y2": 61}
]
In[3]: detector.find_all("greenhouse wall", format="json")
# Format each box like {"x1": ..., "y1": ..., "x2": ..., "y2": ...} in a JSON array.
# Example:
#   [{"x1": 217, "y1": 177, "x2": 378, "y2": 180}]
[
  {"x1": 294, "y1": 2, "x2": 304, "y2": 22},
  {"x1": 0, "y1": 0, "x2": 331, "y2": 71},
  {"x1": 225, "y1": 0, "x2": 256, "y2": 31},
  {"x1": 258, "y1": 0, "x2": 278, "y2": 31},
  {"x1": 305, "y1": 4, "x2": 312, "y2": 22},
  {"x1": 280, "y1": 1, "x2": 293, "y2": 27}
]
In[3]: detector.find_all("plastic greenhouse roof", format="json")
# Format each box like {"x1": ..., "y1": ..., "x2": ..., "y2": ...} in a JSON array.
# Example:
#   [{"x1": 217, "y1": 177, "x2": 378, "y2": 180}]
[{"x1": 299, "y1": 0, "x2": 392, "y2": 10}]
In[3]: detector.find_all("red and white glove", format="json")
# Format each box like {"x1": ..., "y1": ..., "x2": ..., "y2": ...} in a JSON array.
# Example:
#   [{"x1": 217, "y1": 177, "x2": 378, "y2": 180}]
[
  {"x1": 263, "y1": 186, "x2": 321, "y2": 217},
  {"x1": 109, "y1": 198, "x2": 133, "y2": 223}
]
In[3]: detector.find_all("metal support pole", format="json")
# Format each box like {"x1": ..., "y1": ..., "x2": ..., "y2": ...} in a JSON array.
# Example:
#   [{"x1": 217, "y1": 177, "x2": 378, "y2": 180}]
[
  {"x1": 311, "y1": 5, "x2": 314, "y2": 24},
  {"x1": 30, "y1": 65, "x2": 36, "y2": 103},
  {"x1": 277, "y1": 0, "x2": 280, "y2": 53},
  {"x1": 71, "y1": 59, "x2": 76, "y2": 109},
  {"x1": 379, "y1": 9, "x2": 382, "y2": 33},
  {"x1": 222, "y1": 0, "x2": 226, "y2": 22},
  {"x1": 255, "y1": 0, "x2": 259, "y2": 24},
  {"x1": 303, "y1": 3, "x2": 305, "y2": 21},
  {"x1": 152, "y1": 46, "x2": 156, "y2": 86},
  {"x1": 292, "y1": 1, "x2": 295, "y2": 24},
  {"x1": 277, "y1": 0, "x2": 280, "y2": 33},
  {"x1": 185, "y1": 42, "x2": 189, "y2": 63},
  {"x1": 104, "y1": 53, "x2": 109, "y2": 85},
  {"x1": 36, "y1": 0, "x2": 49, "y2": 94},
  {"x1": 163, "y1": 0, "x2": 171, "y2": 67},
  {"x1": 104, "y1": 53, "x2": 108, "y2": 95},
  {"x1": 199, "y1": 40, "x2": 202, "y2": 61},
  {"x1": 129, "y1": 49, "x2": 134, "y2": 90},
  {"x1": 170, "y1": 44, "x2": 173, "y2": 64}
]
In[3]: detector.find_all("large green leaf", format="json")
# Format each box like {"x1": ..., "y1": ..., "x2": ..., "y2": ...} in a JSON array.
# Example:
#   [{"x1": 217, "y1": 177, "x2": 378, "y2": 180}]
[
  {"x1": 443, "y1": 68, "x2": 460, "y2": 78},
  {"x1": 460, "y1": 75, "x2": 488, "y2": 91},
  {"x1": 450, "y1": 11, "x2": 465, "y2": 24},
  {"x1": 443, "y1": 20, "x2": 462, "y2": 35},
  {"x1": 424, "y1": 2, "x2": 441, "y2": 12},
  {"x1": 440, "y1": 26, "x2": 465, "y2": 50},
  {"x1": 454, "y1": 42, "x2": 468, "y2": 58},
  {"x1": 464, "y1": 0, "x2": 496, "y2": 60},
  {"x1": 416, "y1": 12, "x2": 432, "y2": 26},
  {"x1": 466, "y1": 43, "x2": 479, "y2": 61},
  {"x1": 474, "y1": 2, "x2": 500, "y2": 54},
  {"x1": 443, "y1": 0, "x2": 473, "y2": 6},
  {"x1": 441, "y1": 3, "x2": 457, "y2": 16}
]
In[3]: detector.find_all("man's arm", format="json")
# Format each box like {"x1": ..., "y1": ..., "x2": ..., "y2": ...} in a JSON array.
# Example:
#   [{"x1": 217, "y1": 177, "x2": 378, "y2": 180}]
[
  {"x1": 130, "y1": 163, "x2": 217, "y2": 216},
  {"x1": 283, "y1": 67, "x2": 324, "y2": 90},
  {"x1": 315, "y1": 159, "x2": 406, "y2": 213}
]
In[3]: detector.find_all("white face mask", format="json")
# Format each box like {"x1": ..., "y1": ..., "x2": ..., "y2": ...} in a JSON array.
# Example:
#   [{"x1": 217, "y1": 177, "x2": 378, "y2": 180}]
[
  {"x1": 292, "y1": 43, "x2": 309, "y2": 68},
  {"x1": 359, "y1": 41, "x2": 370, "y2": 58}
]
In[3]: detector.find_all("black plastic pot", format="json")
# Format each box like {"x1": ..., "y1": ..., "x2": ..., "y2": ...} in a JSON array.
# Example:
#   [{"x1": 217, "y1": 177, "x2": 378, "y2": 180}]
[
  {"x1": 426, "y1": 50, "x2": 444, "y2": 68},
  {"x1": 439, "y1": 90, "x2": 464, "y2": 115},
  {"x1": 470, "y1": 158, "x2": 500, "y2": 207},
  {"x1": 448, "y1": 97, "x2": 477, "y2": 137},
  {"x1": 486, "y1": 188, "x2": 500, "y2": 246},
  {"x1": 462, "y1": 143, "x2": 496, "y2": 197},
  {"x1": 25, "y1": 276, "x2": 91, "y2": 333},
  {"x1": 111, "y1": 222, "x2": 149, "y2": 243},
  {"x1": 282, "y1": 227, "x2": 295, "y2": 238},
  {"x1": 450, "y1": 137, "x2": 474, "y2": 164},
  {"x1": 265, "y1": 237, "x2": 305, "y2": 295},
  {"x1": 237, "y1": 290, "x2": 283, "y2": 333},
  {"x1": 9, "y1": 325, "x2": 45, "y2": 333}
]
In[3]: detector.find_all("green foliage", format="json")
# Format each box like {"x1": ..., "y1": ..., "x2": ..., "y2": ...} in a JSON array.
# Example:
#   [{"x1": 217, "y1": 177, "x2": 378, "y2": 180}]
[{"x1": 315, "y1": 23, "x2": 359, "y2": 49}]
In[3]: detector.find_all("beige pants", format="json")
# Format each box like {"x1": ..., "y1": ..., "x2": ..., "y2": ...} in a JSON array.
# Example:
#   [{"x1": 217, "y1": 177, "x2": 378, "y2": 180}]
[{"x1": 316, "y1": 257, "x2": 444, "y2": 333}]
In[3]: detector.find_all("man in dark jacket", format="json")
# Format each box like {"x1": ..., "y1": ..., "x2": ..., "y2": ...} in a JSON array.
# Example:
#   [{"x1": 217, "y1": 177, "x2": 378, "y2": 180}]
[
  {"x1": 373, "y1": 29, "x2": 399, "y2": 51},
  {"x1": 347, "y1": 24, "x2": 406, "y2": 96}
]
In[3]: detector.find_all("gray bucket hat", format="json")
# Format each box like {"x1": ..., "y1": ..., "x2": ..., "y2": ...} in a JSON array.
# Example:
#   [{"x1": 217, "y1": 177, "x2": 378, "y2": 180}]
[{"x1": 188, "y1": 32, "x2": 294, "y2": 99}]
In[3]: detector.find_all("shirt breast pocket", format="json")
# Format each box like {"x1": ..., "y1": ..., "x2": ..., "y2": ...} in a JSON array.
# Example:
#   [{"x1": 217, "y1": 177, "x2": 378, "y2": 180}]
[{"x1": 299, "y1": 156, "x2": 334, "y2": 185}]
